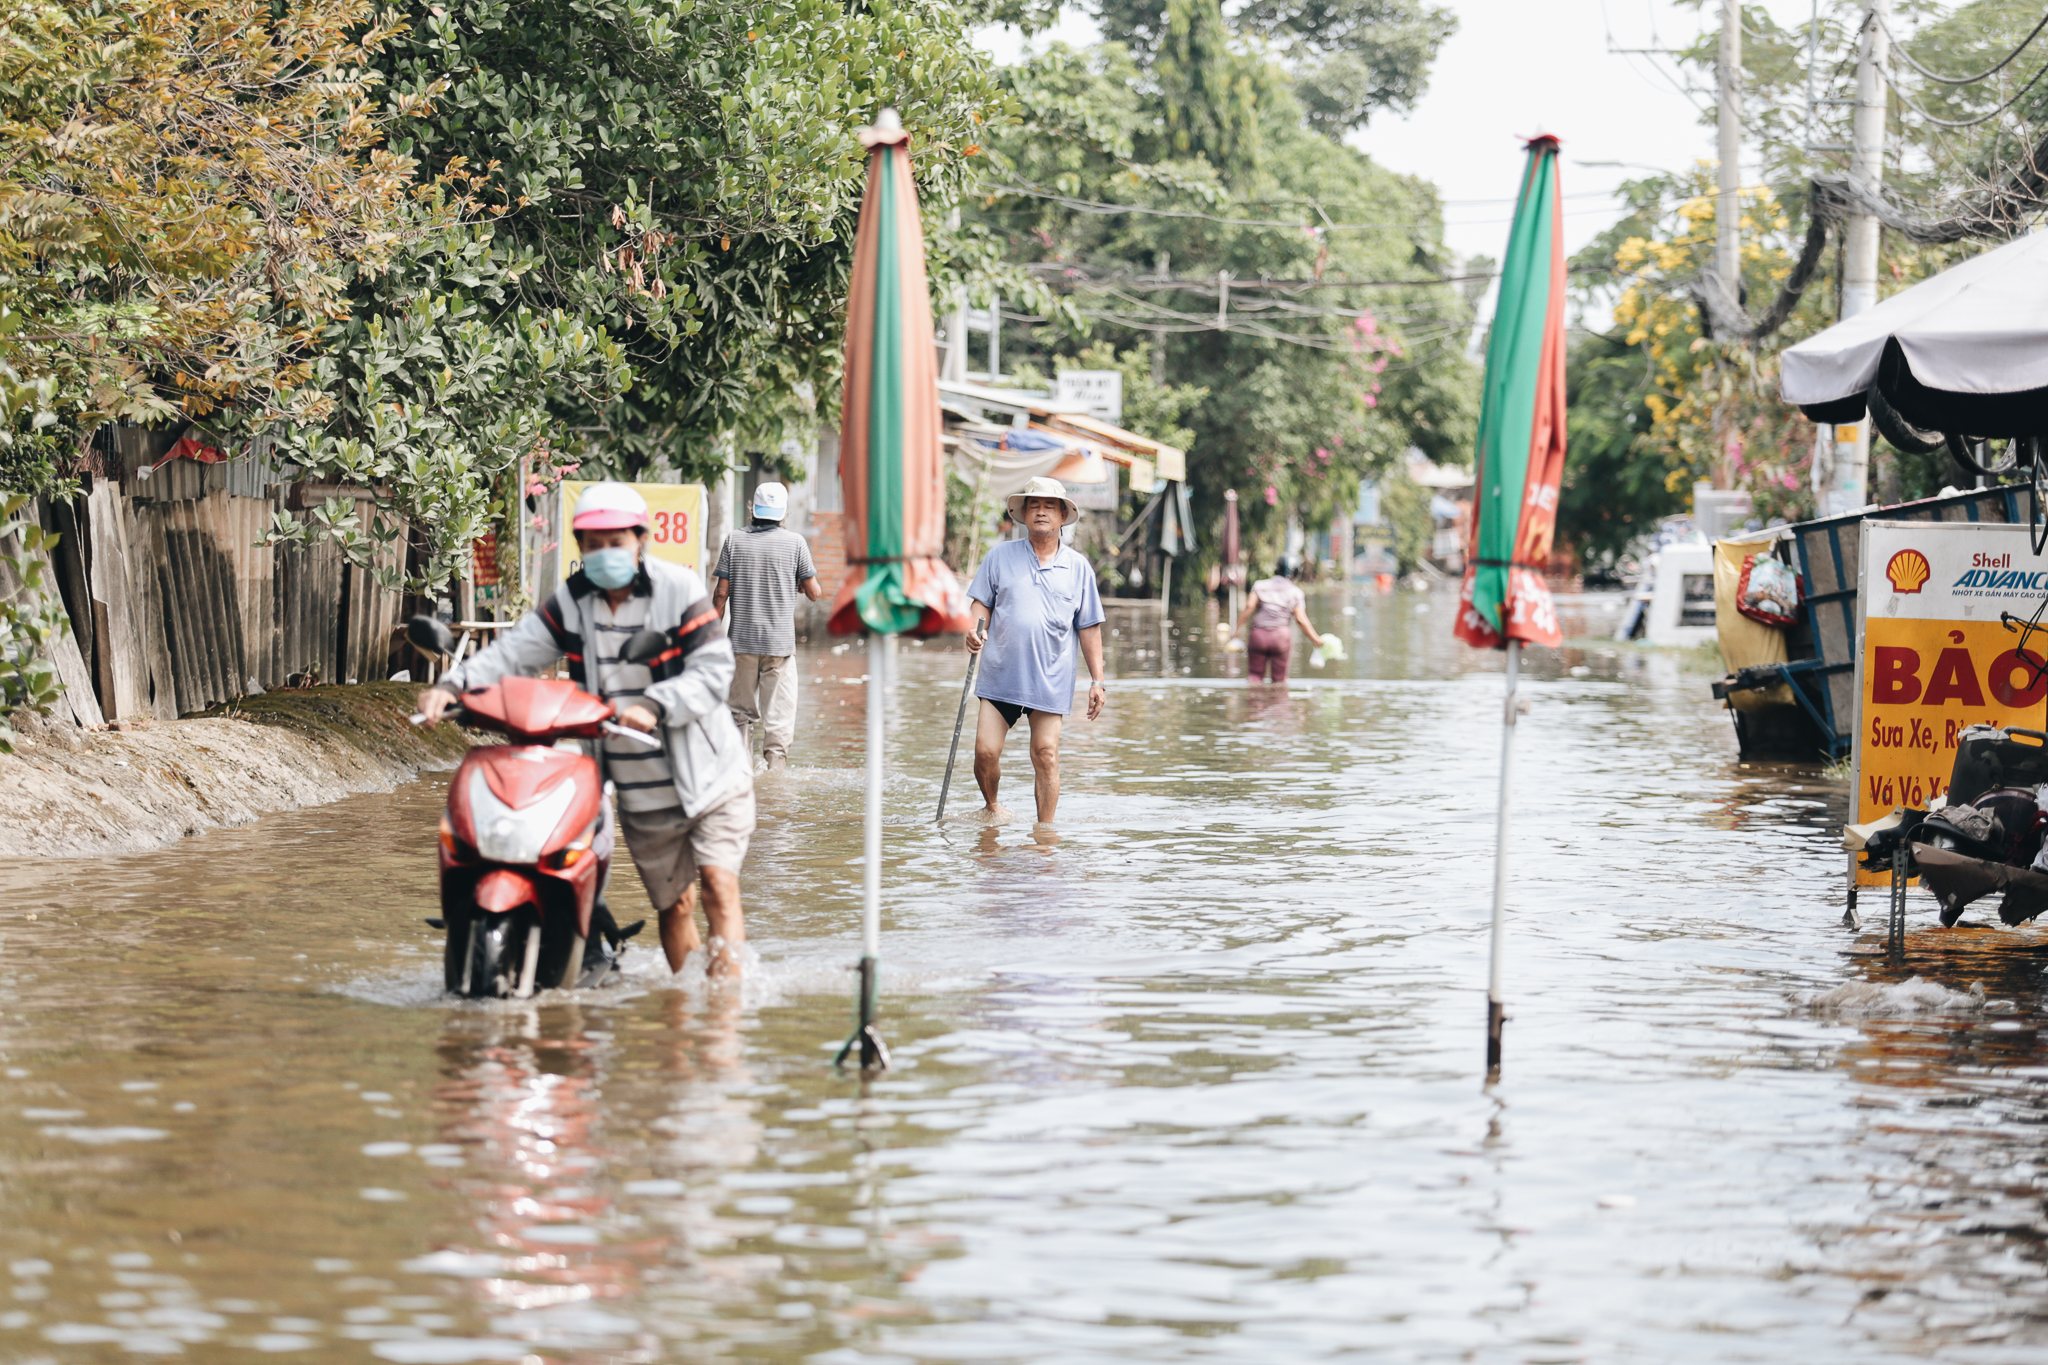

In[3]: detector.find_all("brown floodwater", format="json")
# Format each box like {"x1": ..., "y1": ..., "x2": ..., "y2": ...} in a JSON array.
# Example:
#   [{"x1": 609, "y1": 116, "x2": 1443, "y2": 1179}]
[{"x1": 0, "y1": 584, "x2": 2044, "y2": 1364}]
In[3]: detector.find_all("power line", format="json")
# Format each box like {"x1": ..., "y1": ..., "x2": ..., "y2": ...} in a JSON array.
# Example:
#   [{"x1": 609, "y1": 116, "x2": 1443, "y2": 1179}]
[
  {"x1": 1882, "y1": 10, "x2": 2048, "y2": 86},
  {"x1": 980, "y1": 183, "x2": 1437, "y2": 232},
  {"x1": 1022, "y1": 263, "x2": 1487, "y2": 289},
  {"x1": 1891, "y1": 49, "x2": 2048, "y2": 129},
  {"x1": 983, "y1": 182, "x2": 1649, "y2": 232}
]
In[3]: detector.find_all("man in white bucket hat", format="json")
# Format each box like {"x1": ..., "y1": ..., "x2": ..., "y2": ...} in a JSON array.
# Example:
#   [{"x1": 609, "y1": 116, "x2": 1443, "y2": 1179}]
[
  {"x1": 418, "y1": 479, "x2": 756, "y2": 980},
  {"x1": 713, "y1": 480, "x2": 824, "y2": 771},
  {"x1": 963, "y1": 475, "x2": 1106, "y2": 824}
]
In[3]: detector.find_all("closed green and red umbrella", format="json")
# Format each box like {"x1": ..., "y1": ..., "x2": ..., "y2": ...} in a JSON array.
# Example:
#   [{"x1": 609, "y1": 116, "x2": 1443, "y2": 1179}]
[
  {"x1": 830, "y1": 109, "x2": 968, "y2": 1073},
  {"x1": 829, "y1": 109, "x2": 970, "y2": 638},
  {"x1": 1454, "y1": 134, "x2": 1566, "y2": 653},
  {"x1": 1456, "y1": 134, "x2": 1569, "y2": 1083}
]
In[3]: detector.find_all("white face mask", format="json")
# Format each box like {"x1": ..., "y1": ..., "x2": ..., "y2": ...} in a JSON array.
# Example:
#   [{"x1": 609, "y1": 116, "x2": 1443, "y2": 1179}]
[{"x1": 582, "y1": 546, "x2": 638, "y2": 589}]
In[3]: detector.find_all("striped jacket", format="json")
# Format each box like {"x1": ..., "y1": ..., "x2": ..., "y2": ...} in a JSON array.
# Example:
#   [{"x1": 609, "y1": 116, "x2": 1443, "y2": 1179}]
[{"x1": 439, "y1": 557, "x2": 747, "y2": 818}]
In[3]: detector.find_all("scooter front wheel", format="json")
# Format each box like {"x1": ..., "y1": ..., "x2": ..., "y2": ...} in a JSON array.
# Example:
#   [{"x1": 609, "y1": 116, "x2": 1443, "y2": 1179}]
[{"x1": 452, "y1": 910, "x2": 538, "y2": 999}]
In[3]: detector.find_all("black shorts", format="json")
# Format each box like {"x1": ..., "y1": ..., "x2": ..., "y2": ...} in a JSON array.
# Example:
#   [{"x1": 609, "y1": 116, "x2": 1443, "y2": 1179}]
[{"x1": 987, "y1": 699, "x2": 1036, "y2": 730}]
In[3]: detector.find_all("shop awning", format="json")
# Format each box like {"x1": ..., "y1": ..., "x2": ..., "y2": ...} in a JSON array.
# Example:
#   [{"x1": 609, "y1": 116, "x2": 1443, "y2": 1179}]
[{"x1": 1032, "y1": 409, "x2": 1183, "y2": 482}]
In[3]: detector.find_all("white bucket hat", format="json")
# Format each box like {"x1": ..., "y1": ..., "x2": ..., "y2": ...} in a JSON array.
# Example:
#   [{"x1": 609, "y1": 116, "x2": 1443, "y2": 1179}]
[
  {"x1": 752, "y1": 481, "x2": 788, "y2": 521},
  {"x1": 1006, "y1": 475, "x2": 1080, "y2": 527}
]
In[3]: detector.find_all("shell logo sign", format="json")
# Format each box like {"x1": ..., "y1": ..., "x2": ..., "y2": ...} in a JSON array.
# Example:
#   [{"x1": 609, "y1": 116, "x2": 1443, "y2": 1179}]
[{"x1": 1885, "y1": 547, "x2": 1931, "y2": 594}]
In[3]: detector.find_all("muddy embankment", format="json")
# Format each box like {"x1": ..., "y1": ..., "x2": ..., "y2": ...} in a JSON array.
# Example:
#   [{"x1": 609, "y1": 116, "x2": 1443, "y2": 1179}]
[{"x1": 0, "y1": 683, "x2": 473, "y2": 858}]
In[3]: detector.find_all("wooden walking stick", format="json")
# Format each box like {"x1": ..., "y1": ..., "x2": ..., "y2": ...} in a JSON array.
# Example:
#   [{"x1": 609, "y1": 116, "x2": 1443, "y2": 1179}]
[{"x1": 935, "y1": 619, "x2": 986, "y2": 821}]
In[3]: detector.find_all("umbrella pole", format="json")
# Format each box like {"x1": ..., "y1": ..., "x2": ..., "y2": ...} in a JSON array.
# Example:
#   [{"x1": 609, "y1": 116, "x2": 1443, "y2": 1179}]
[
  {"x1": 1486, "y1": 640, "x2": 1520, "y2": 1082},
  {"x1": 838, "y1": 631, "x2": 892, "y2": 1072}
]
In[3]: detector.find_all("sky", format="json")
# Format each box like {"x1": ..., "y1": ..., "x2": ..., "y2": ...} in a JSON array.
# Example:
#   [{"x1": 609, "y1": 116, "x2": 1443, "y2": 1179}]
[{"x1": 972, "y1": 0, "x2": 1826, "y2": 266}]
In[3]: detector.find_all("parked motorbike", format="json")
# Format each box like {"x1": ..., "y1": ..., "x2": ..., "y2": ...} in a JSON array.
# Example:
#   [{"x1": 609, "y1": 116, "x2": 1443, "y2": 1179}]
[
  {"x1": 406, "y1": 616, "x2": 662, "y2": 999},
  {"x1": 1854, "y1": 723, "x2": 2048, "y2": 928}
]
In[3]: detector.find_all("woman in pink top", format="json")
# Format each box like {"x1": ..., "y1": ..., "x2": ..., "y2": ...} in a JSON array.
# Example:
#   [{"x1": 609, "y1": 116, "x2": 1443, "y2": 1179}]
[{"x1": 1231, "y1": 555, "x2": 1326, "y2": 683}]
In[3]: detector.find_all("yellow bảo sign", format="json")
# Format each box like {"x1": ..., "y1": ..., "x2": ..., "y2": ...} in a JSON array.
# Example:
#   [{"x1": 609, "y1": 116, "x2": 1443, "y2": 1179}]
[
  {"x1": 561, "y1": 481, "x2": 705, "y2": 578},
  {"x1": 1854, "y1": 520, "x2": 2048, "y2": 884}
]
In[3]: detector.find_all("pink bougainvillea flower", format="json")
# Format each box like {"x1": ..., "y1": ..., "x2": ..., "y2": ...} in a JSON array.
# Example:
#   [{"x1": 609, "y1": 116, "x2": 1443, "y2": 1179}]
[
  {"x1": 1315, "y1": 447, "x2": 1330, "y2": 462},
  {"x1": 1363, "y1": 394, "x2": 1378, "y2": 409},
  {"x1": 1264, "y1": 485, "x2": 1279, "y2": 506}
]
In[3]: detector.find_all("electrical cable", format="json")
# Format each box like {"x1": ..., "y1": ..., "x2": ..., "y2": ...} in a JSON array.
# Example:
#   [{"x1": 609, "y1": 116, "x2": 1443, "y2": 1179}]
[
  {"x1": 1890, "y1": 50, "x2": 2048, "y2": 129},
  {"x1": 980, "y1": 183, "x2": 1433, "y2": 231},
  {"x1": 982, "y1": 183, "x2": 1653, "y2": 231},
  {"x1": 1882, "y1": 10, "x2": 2048, "y2": 86}
]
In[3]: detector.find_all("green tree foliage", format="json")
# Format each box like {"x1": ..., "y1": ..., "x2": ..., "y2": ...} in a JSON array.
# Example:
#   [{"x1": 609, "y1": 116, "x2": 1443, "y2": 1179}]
[
  {"x1": 976, "y1": 6, "x2": 1478, "y2": 593},
  {"x1": 1558, "y1": 332, "x2": 1678, "y2": 574},
  {"x1": 1095, "y1": 0, "x2": 1454, "y2": 138},
  {"x1": 371, "y1": 0, "x2": 1003, "y2": 480},
  {"x1": 0, "y1": 0, "x2": 433, "y2": 451},
  {"x1": 6, "y1": 0, "x2": 1008, "y2": 590},
  {"x1": 0, "y1": 492, "x2": 69, "y2": 751},
  {"x1": 263, "y1": 0, "x2": 1007, "y2": 590}
]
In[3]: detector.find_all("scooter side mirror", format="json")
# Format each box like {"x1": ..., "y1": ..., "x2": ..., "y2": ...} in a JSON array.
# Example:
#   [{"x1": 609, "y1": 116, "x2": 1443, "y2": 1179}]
[
  {"x1": 621, "y1": 628, "x2": 670, "y2": 665},
  {"x1": 406, "y1": 614, "x2": 457, "y2": 657}
]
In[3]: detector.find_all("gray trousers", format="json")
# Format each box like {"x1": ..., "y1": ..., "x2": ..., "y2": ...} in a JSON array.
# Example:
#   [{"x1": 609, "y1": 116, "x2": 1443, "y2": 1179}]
[{"x1": 728, "y1": 653, "x2": 798, "y2": 760}]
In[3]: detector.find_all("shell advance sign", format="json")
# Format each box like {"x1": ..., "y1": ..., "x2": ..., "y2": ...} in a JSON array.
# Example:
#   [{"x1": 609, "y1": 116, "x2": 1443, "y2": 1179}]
[{"x1": 1855, "y1": 519, "x2": 2048, "y2": 882}]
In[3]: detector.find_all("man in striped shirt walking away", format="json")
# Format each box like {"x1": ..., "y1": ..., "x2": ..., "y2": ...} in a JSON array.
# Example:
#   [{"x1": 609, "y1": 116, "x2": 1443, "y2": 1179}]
[{"x1": 713, "y1": 481, "x2": 824, "y2": 772}]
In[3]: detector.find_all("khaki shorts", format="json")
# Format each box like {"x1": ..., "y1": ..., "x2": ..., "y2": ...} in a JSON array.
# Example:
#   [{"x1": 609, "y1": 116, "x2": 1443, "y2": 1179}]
[{"x1": 617, "y1": 783, "x2": 755, "y2": 911}]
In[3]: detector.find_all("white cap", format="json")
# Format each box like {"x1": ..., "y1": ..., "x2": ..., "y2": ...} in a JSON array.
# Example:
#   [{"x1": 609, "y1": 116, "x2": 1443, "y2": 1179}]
[
  {"x1": 752, "y1": 481, "x2": 789, "y2": 521},
  {"x1": 571, "y1": 480, "x2": 649, "y2": 531}
]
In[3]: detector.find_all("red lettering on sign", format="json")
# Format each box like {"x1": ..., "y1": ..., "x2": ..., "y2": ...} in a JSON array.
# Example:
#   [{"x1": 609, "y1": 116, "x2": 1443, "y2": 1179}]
[
  {"x1": 1922, "y1": 648, "x2": 1986, "y2": 706},
  {"x1": 649, "y1": 510, "x2": 691, "y2": 546},
  {"x1": 1871, "y1": 646, "x2": 1921, "y2": 705},
  {"x1": 1989, "y1": 649, "x2": 2048, "y2": 708}
]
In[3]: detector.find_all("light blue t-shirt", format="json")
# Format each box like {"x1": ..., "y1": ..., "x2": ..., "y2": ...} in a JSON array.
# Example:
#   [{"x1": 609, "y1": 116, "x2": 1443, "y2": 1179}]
[{"x1": 968, "y1": 539, "x2": 1106, "y2": 716}]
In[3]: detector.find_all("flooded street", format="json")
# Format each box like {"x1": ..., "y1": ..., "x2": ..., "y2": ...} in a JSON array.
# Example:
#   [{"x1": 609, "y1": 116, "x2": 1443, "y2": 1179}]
[{"x1": 4, "y1": 582, "x2": 2047, "y2": 1364}]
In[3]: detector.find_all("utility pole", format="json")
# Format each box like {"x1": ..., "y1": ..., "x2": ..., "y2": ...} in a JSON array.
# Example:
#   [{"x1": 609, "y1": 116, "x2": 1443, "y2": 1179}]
[
  {"x1": 1825, "y1": 0, "x2": 1890, "y2": 515},
  {"x1": 1716, "y1": 0, "x2": 1742, "y2": 300},
  {"x1": 1714, "y1": 0, "x2": 1743, "y2": 493}
]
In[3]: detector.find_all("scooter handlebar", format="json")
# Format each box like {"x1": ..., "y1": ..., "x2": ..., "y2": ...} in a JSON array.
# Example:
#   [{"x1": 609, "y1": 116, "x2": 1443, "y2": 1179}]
[
  {"x1": 408, "y1": 706, "x2": 659, "y2": 747},
  {"x1": 602, "y1": 721, "x2": 662, "y2": 748}
]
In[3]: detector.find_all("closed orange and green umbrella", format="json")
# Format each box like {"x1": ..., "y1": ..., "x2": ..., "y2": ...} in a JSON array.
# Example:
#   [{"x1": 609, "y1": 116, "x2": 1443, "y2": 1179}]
[
  {"x1": 829, "y1": 108, "x2": 969, "y2": 639},
  {"x1": 1453, "y1": 134, "x2": 1568, "y2": 1082},
  {"x1": 830, "y1": 108, "x2": 969, "y2": 1073}
]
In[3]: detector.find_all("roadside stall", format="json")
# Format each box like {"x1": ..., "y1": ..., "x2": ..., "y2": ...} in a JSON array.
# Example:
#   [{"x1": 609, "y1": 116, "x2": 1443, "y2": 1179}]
[{"x1": 1762, "y1": 232, "x2": 2048, "y2": 949}]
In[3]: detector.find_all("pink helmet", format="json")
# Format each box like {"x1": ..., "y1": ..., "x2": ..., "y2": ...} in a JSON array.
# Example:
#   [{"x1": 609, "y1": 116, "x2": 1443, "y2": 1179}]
[{"x1": 571, "y1": 481, "x2": 649, "y2": 531}]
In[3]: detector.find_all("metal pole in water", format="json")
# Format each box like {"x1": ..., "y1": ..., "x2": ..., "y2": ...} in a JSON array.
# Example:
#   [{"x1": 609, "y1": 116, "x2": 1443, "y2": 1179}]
[
  {"x1": 838, "y1": 631, "x2": 892, "y2": 1071},
  {"x1": 1486, "y1": 640, "x2": 1520, "y2": 1081}
]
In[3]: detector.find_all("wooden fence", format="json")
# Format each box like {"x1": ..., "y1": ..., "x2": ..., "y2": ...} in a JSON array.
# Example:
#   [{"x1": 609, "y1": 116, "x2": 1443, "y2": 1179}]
[{"x1": 16, "y1": 430, "x2": 413, "y2": 727}]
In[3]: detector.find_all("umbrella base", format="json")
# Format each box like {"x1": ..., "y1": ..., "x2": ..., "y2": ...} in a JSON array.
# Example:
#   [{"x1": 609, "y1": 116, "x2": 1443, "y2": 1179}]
[{"x1": 833, "y1": 955, "x2": 892, "y2": 1073}]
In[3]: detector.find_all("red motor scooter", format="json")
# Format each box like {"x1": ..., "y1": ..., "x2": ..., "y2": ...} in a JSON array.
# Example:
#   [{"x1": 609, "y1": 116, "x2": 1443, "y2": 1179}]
[{"x1": 407, "y1": 617, "x2": 658, "y2": 999}]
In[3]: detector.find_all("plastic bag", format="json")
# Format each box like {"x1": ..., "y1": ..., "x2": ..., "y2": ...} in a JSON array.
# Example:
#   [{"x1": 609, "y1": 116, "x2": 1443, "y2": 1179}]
[
  {"x1": 1737, "y1": 553, "x2": 1802, "y2": 627},
  {"x1": 1309, "y1": 636, "x2": 1347, "y2": 669}
]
